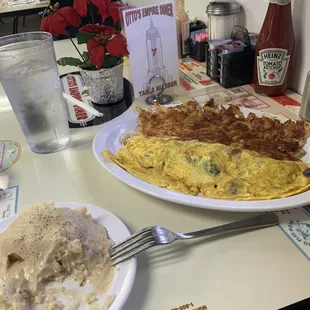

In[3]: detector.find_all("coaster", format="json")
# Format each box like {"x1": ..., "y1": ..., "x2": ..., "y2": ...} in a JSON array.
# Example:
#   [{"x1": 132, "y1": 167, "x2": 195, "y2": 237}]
[
  {"x1": 60, "y1": 72, "x2": 133, "y2": 128},
  {"x1": 0, "y1": 140, "x2": 22, "y2": 173}
]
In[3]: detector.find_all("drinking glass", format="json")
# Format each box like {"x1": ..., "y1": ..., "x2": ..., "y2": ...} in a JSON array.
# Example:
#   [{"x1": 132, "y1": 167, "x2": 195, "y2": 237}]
[{"x1": 0, "y1": 32, "x2": 71, "y2": 154}]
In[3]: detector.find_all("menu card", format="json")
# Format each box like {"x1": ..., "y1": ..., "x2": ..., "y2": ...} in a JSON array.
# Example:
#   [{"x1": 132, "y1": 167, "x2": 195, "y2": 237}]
[{"x1": 122, "y1": 2, "x2": 180, "y2": 98}]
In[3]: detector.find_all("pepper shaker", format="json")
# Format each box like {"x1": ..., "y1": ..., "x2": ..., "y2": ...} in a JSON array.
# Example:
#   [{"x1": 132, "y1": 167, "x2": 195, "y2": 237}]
[{"x1": 299, "y1": 71, "x2": 310, "y2": 122}]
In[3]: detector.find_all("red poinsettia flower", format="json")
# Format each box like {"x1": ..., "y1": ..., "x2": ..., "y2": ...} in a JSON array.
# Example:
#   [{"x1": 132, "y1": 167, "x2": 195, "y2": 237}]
[
  {"x1": 108, "y1": 2, "x2": 124, "y2": 23},
  {"x1": 40, "y1": 7, "x2": 81, "y2": 36},
  {"x1": 79, "y1": 24, "x2": 129, "y2": 69},
  {"x1": 74, "y1": 0, "x2": 124, "y2": 24},
  {"x1": 79, "y1": 24, "x2": 119, "y2": 35}
]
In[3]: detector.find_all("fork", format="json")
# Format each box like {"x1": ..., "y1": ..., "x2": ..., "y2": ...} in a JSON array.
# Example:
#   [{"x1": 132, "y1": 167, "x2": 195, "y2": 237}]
[{"x1": 111, "y1": 213, "x2": 279, "y2": 265}]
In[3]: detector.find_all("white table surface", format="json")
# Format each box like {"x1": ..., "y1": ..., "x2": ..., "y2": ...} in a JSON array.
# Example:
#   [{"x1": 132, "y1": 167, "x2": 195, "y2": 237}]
[
  {"x1": 0, "y1": 38, "x2": 309, "y2": 310},
  {"x1": 0, "y1": 1, "x2": 48, "y2": 14}
]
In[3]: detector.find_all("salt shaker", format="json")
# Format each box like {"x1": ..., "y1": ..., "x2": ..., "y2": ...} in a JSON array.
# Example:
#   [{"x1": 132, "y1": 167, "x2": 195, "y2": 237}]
[
  {"x1": 206, "y1": 1, "x2": 242, "y2": 40},
  {"x1": 299, "y1": 71, "x2": 310, "y2": 122}
]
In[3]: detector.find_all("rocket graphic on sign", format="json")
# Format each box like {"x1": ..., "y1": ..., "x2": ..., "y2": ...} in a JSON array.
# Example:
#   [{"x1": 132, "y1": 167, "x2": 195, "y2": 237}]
[
  {"x1": 122, "y1": 2, "x2": 179, "y2": 98},
  {"x1": 143, "y1": 17, "x2": 173, "y2": 89}
]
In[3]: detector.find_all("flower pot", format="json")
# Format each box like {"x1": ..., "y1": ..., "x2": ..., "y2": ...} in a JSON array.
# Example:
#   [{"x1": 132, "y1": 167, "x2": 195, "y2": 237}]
[{"x1": 79, "y1": 63, "x2": 124, "y2": 105}]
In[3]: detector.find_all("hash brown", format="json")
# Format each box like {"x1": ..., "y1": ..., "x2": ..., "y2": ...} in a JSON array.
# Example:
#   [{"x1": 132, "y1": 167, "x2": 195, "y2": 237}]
[{"x1": 136, "y1": 100, "x2": 309, "y2": 161}]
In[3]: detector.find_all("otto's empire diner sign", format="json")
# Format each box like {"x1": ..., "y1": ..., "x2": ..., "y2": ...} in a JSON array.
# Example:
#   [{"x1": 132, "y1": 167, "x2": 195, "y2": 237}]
[{"x1": 122, "y1": 2, "x2": 179, "y2": 98}]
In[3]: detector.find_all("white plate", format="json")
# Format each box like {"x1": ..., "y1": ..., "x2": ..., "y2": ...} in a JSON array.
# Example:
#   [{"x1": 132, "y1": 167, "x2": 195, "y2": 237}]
[
  {"x1": 93, "y1": 108, "x2": 310, "y2": 212},
  {"x1": 0, "y1": 202, "x2": 137, "y2": 310}
]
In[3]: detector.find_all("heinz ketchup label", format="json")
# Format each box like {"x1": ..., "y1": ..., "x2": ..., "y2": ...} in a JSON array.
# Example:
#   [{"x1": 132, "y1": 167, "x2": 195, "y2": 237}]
[{"x1": 257, "y1": 48, "x2": 291, "y2": 87}]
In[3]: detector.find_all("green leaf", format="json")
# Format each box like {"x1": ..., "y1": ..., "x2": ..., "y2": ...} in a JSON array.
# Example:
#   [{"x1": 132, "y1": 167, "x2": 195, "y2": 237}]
[
  {"x1": 82, "y1": 52, "x2": 89, "y2": 62},
  {"x1": 102, "y1": 56, "x2": 121, "y2": 69},
  {"x1": 79, "y1": 61, "x2": 96, "y2": 70},
  {"x1": 278, "y1": 68, "x2": 283, "y2": 73},
  {"x1": 57, "y1": 57, "x2": 83, "y2": 67},
  {"x1": 77, "y1": 32, "x2": 97, "y2": 44}
]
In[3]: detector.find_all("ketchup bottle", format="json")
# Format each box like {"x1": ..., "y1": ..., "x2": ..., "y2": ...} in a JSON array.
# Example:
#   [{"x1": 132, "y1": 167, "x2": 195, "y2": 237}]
[{"x1": 253, "y1": 0, "x2": 295, "y2": 97}]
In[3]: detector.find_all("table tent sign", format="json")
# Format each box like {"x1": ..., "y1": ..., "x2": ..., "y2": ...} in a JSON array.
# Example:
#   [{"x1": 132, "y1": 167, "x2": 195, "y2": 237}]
[{"x1": 122, "y1": 2, "x2": 180, "y2": 99}]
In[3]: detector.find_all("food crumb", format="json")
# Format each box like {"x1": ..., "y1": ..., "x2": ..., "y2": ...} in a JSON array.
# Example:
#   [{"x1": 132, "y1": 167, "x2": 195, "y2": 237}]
[
  {"x1": 43, "y1": 295, "x2": 62, "y2": 310},
  {"x1": 67, "y1": 302, "x2": 80, "y2": 310},
  {"x1": 76, "y1": 207, "x2": 92, "y2": 218},
  {"x1": 103, "y1": 294, "x2": 116, "y2": 310},
  {"x1": 84, "y1": 292, "x2": 97, "y2": 304}
]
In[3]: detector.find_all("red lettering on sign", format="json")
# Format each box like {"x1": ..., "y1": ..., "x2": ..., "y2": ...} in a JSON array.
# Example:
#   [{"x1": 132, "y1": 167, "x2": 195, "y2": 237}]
[
  {"x1": 160, "y1": 3, "x2": 173, "y2": 17},
  {"x1": 125, "y1": 9, "x2": 142, "y2": 26},
  {"x1": 181, "y1": 80, "x2": 193, "y2": 91},
  {"x1": 69, "y1": 86, "x2": 83, "y2": 102},
  {"x1": 179, "y1": 62, "x2": 193, "y2": 72},
  {"x1": 73, "y1": 105, "x2": 88, "y2": 120},
  {"x1": 65, "y1": 78, "x2": 90, "y2": 121},
  {"x1": 67, "y1": 76, "x2": 77, "y2": 88},
  {"x1": 271, "y1": 95, "x2": 301, "y2": 107},
  {"x1": 152, "y1": 48, "x2": 157, "y2": 57}
]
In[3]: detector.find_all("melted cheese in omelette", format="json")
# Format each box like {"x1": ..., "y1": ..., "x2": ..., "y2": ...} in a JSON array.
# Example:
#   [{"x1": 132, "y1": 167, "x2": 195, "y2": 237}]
[{"x1": 103, "y1": 136, "x2": 310, "y2": 200}]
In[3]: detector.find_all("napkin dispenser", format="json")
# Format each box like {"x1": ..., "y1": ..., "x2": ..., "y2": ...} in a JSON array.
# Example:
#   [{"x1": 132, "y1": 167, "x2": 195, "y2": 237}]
[{"x1": 206, "y1": 25, "x2": 255, "y2": 88}]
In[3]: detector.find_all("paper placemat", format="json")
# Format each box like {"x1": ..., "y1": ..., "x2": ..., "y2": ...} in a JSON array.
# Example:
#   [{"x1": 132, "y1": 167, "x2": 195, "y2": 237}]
[
  {"x1": 0, "y1": 185, "x2": 19, "y2": 221},
  {"x1": 277, "y1": 207, "x2": 310, "y2": 261}
]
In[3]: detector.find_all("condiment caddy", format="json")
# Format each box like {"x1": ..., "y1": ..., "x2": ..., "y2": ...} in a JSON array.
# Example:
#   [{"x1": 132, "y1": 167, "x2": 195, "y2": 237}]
[{"x1": 206, "y1": 25, "x2": 255, "y2": 88}]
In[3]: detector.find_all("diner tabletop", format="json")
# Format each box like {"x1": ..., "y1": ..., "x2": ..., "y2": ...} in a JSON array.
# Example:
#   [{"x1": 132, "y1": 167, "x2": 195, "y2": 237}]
[
  {"x1": 0, "y1": 1, "x2": 49, "y2": 14},
  {"x1": 0, "y1": 38, "x2": 309, "y2": 310}
]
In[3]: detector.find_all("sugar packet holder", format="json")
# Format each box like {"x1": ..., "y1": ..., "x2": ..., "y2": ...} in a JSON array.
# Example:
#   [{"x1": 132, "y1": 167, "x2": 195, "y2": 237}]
[{"x1": 188, "y1": 21, "x2": 208, "y2": 62}]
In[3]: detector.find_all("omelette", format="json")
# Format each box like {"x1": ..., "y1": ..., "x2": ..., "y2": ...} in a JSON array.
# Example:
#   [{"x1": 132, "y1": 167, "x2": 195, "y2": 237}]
[{"x1": 103, "y1": 136, "x2": 310, "y2": 201}]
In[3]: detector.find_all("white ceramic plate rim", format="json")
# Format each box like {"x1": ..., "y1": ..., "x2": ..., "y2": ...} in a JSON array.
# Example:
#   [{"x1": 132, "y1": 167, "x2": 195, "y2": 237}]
[
  {"x1": 0, "y1": 202, "x2": 137, "y2": 310},
  {"x1": 93, "y1": 108, "x2": 310, "y2": 212}
]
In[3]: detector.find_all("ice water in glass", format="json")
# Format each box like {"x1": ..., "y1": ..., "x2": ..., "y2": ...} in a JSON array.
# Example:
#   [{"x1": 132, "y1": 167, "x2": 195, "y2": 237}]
[{"x1": 0, "y1": 32, "x2": 71, "y2": 154}]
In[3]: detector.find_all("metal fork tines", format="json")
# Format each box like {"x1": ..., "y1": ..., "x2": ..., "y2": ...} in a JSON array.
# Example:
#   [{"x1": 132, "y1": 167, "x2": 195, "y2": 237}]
[
  {"x1": 110, "y1": 213, "x2": 279, "y2": 265},
  {"x1": 111, "y1": 227, "x2": 157, "y2": 265}
]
